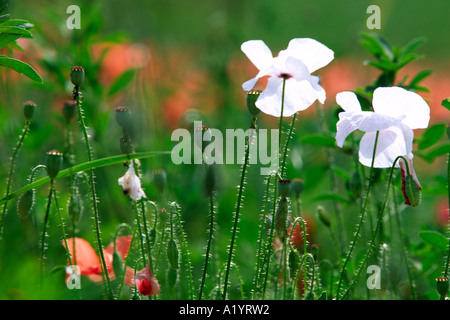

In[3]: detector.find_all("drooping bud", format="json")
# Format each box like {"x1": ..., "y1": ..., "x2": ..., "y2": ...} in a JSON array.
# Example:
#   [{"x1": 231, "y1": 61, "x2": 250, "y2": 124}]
[
  {"x1": 134, "y1": 263, "x2": 161, "y2": 296},
  {"x1": 399, "y1": 157, "x2": 422, "y2": 207},
  {"x1": 436, "y1": 276, "x2": 449, "y2": 299},
  {"x1": 63, "y1": 100, "x2": 77, "y2": 122},
  {"x1": 277, "y1": 179, "x2": 291, "y2": 198},
  {"x1": 246, "y1": 89, "x2": 262, "y2": 117},
  {"x1": 290, "y1": 178, "x2": 304, "y2": 199},
  {"x1": 70, "y1": 66, "x2": 85, "y2": 87},
  {"x1": 114, "y1": 106, "x2": 134, "y2": 137},
  {"x1": 112, "y1": 250, "x2": 124, "y2": 284},
  {"x1": 45, "y1": 150, "x2": 63, "y2": 180},
  {"x1": 151, "y1": 169, "x2": 167, "y2": 194},
  {"x1": 275, "y1": 197, "x2": 288, "y2": 239},
  {"x1": 317, "y1": 205, "x2": 330, "y2": 228},
  {"x1": 288, "y1": 249, "x2": 299, "y2": 280},
  {"x1": 23, "y1": 100, "x2": 36, "y2": 121},
  {"x1": 167, "y1": 239, "x2": 179, "y2": 270},
  {"x1": 17, "y1": 189, "x2": 35, "y2": 219},
  {"x1": 168, "y1": 267, "x2": 178, "y2": 288}
]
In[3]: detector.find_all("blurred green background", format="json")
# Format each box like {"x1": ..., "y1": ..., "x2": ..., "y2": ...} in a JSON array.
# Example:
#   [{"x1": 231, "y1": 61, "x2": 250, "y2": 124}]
[{"x1": 0, "y1": 0, "x2": 449, "y2": 299}]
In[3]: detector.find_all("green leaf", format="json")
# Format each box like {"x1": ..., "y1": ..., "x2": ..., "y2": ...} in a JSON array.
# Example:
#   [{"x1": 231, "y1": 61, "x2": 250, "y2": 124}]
[
  {"x1": 0, "y1": 32, "x2": 20, "y2": 48},
  {"x1": 419, "y1": 230, "x2": 448, "y2": 251},
  {"x1": 418, "y1": 123, "x2": 446, "y2": 150},
  {"x1": 299, "y1": 134, "x2": 336, "y2": 147},
  {"x1": 0, "y1": 26, "x2": 32, "y2": 37},
  {"x1": 442, "y1": 98, "x2": 450, "y2": 111},
  {"x1": 0, "y1": 55, "x2": 42, "y2": 83},
  {"x1": 409, "y1": 70, "x2": 432, "y2": 88},
  {"x1": 108, "y1": 68, "x2": 136, "y2": 96}
]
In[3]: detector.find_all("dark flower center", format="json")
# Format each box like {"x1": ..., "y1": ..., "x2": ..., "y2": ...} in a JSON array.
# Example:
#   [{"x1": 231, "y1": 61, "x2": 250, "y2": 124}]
[{"x1": 279, "y1": 73, "x2": 292, "y2": 80}]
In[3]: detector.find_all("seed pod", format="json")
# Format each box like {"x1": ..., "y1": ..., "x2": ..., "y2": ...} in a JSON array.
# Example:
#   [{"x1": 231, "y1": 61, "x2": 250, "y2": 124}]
[
  {"x1": 115, "y1": 106, "x2": 134, "y2": 137},
  {"x1": 290, "y1": 178, "x2": 304, "y2": 199},
  {"x1": 436, "y1": 276, "x2": 449, "y2": 298},
  {"x1": 167, "y1": 239, "x2": 179, "y2": 270},
  {"x1": 246, "y1": 89, "x2": 261, "y2": 116},
  {"x1": 23, "y1": 100, "x2": 36, "y2": 121},
  {"x1": 63, "y1": 100, "x2": 77, "y2": 122},
  {"x1": 45, "y1": 150, "x2": 63, "y2": 180},
  {"x1": 17, "y1": 189, "x2": 35, "y2": 219},
  {"x1": 277, "y1": 179, "x2": 291, "y2": 199},
  {"x1": 70, "y1": 66, "x2": 85, "y2": 87}
]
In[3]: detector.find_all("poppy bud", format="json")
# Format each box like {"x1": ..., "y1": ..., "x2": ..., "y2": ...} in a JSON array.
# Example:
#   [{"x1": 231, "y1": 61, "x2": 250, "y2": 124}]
[
  {"x1": 70, "y1": 66, "x2": 84, "y2": 87},
  {"x1": 278, "y1": 179, "x2": 291, "y2": 198},
  {"x1": 17, "y1": 189, "x2": 35, "y2": 219},
  {"x1": 63, "y1": 100, "x2": 77, "y2": 122},
  {"x1": 135, "y1": 263, "x2": 161, "y2": 296},
  {"x1": 70, "y1": 66, "x2": 85, "y2": 87},
  {"x1": 115, "y1": 106, "x2": 133, "y2": 137},
  {"x1": 275, "y1": 198, "x2": 288, "y2": 239},
  {"x1": 246, "y1": 89, "x2": 261, "y2": 116},
  {"x1": 436, "y1": 276, "x2": 449, "y2": 298},
  {"x1": 167, "y1": 239, "x2": 179, "y2": 270},
  {"x1": 45, "y1": 150, "x2": 63, "y2": 180},
  {"x1": 168, "y1": 267, "x2": 178, "y2": 288},
  {"x1": 112, "y1": 250, "x2": 124, "y2": 283},
  {"x1": 288, "y1": 249, "x2": 299, "y2": 280},
  {"x1": 317, "y1": 205, "x2": 330, "y2": 228},
  {"x1": 399, "y1": 157, "x2": 422, "y2": 207},
  {"x1": 290, "y1": 178, "x2": 304, "y2": 199},
  {"x1": 151, "y1": 169, "x2": 167, "y2": 194},
  {"x1": 23, "y1": 100, "x2": 36, "y2": 121}
]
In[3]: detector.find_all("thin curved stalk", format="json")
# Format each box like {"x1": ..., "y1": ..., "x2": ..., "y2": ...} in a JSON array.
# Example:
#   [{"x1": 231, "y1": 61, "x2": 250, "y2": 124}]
[
  {"x1": 199, "y1": 195, "x2": 215, "y2": 300},
  {"x1": 336, "y1": 131, "x2": 380, "y2": 298}
]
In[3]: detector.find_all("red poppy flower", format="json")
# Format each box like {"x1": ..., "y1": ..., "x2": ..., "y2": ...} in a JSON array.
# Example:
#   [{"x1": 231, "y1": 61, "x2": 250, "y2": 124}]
[{"x1": 134, "y1": 263, "x2": 160, "y2": 296}]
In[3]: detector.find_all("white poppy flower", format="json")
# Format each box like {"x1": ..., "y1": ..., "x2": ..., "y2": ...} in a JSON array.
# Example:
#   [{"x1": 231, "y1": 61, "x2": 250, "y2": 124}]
[
  {"x1": 241, "y1": 38, "x2": 334, "y2": 117},
  {"x1": 118, "y1": 163, "x2": 146, "y2": 201},
  {"x1": 335, "y1": 87, "x2": 430, "y2": 168}
]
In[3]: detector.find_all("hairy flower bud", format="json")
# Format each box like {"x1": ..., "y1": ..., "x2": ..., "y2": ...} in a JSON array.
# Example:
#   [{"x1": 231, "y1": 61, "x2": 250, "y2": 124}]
[
  {"x1": 167, "y1": 239, "x2": 179, "y2": 270},
  {"x1": 399, "y1": 157, "x2": 422, "y2": 207},
  {"x1": 275, "y1": 197, "x2": 288, "y2": 239},
  {"x1": 17, "y1": 189, "x2": 35, "y2": 219},
  {"x1": 70, "y1": 66, "x2": 85, "y2": 87}
]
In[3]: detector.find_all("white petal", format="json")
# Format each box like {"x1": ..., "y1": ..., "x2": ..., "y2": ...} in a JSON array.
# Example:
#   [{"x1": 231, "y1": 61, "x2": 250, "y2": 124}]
[
  {"x1": 372, "y1": 87, "x2": 430, "y2": 129},
  {"x1": 336, "y1": 91, "x2": 362, "y2": 113},
  {"x1": 284, "y1": 78, "x2": 324, "y2": 115},
  {"x1": 241, "y1": 40, "x2": 274, "y2": 71},
  {"x1": 335, "y1": 111, "x2": 400, "y2": 147},
  {"x1": 255, "y1": 77, "x2": 285, "y2": 117},
  {"x1": 118, "y1": 164, "x2": 146, "y2": 201},
  {"x1": 285, "y1": 38, "x2": 334, "y2": 73},
  {"x1": 358, "y1": 125, "x2": 413, "y2": 168}
]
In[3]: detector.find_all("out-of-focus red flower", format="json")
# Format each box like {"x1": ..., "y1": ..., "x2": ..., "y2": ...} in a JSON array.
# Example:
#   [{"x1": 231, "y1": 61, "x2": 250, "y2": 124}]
[
  {"x1": 435, "y1": 198, "x2": 449, "y2": 229},
  {"x1": 134, "y1": 263, "x2": 161, "y2": 296},
  {"x1": 62, "y1": 236, "x2": 134, "y2": 286}
]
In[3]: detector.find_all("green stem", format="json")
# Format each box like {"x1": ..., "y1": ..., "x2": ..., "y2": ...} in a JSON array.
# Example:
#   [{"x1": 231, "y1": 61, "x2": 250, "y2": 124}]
[
  {"x1": 339, "y1": 156, "x2": 403, "y2": 300},
  {"x1": 74, "y1": 89, "x2": 113, "y2": 300},
  {"x1": 444, "y1": 152, "x2": 450, "y2": 278},
  {"x1": 40, "y1": 181, "x2": 54, "y2": 277},
  {"x1": 134, "y1": 200, "x2": 147, "y2": 266},
  {"x1": 223, "y1": 117, "x2": 254, "y2": 300},
  {"x1": 0, "y1": 120, "x2": 30, "y2": 238},
  {"x1": 336, "y1": 131, "x2": 380, "y2": 298},
  {"x1": 280, "y1": 113, "x2": 297, "y2": 178},
  {"x1": 199, "y1": 195, "x2": 215, "y2": 300}
]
